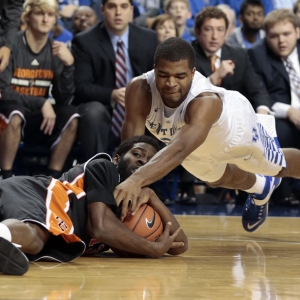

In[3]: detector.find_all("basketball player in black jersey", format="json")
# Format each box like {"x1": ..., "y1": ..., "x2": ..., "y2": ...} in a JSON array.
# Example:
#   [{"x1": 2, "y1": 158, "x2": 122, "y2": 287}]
[{"x1": 0, "y1": 135, "x2": 188, "y2": 276}]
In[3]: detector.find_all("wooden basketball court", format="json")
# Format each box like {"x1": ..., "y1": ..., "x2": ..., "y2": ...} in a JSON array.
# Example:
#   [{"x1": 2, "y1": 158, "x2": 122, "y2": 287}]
[{"x1": 1, "y1": 215, "x2": 300, "y2": 299}]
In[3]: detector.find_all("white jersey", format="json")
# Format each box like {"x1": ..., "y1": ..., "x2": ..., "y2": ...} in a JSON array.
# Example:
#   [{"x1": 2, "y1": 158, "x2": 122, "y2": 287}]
[{"x1": 145, "y1": 70, "x2": 285, "y2": 182}]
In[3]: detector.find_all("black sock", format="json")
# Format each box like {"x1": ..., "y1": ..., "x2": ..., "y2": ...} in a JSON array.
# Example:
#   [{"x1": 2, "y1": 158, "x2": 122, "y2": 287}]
[
  {"x1": 1, "y1": 169, "x2": 13, "y2": 179},
  {"x1": 47, "y1": 169, "x2": 62, "y2": 179}
]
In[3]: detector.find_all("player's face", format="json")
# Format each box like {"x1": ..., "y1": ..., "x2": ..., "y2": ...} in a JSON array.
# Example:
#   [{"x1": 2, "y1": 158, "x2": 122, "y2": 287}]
[
  {"x1": 196, "y1": 18, "x2": 227, "y2": 55},
  {"x1": 116, "y1": 143, "x2": 157, "y2": 181},
  {"x1": 240, "y1": 5, "x2": 264, "y2": 31},
  {"x1": 101, "y1": 0, "x2": 133, "y2": 36},
  {"x1": 27, "y1": 6, "x2": 57, "y2": 35},
  {"x1": 154, "y1": 59, "x2": 195, "y2": 107},
  {"x1": 266, "y1": 21, "x2": 299, "y2": 58},
  {"x1": 73, "y1": 7, "x2": 98, "y2": 33}
]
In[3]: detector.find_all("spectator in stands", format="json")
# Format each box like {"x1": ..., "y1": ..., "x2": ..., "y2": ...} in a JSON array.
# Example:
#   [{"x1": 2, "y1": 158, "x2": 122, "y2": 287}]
[
  {"x1": 133, "y1": 0, "x2": 161, "y2": 28},
  {"x1": 72, "y1": 5, "x2": 99, "y2": 34},
  {"x1": 72, "y1": 0, "x2": 158, "y2": 161},
  {"x1": 0, "y1": 0, "x2": 79, "y2": 179},
  {"x1": 150, "y1": 14, "x2": 178, "y2": 43},
  {"x1": 217, "y1": 4, "x2": 236, "y2": 40},
  {"x1": 0, "y1": 0, "x2": 23, "y2": 73},
  {"x1": 193, "y1": 7, "x2": 270, "y2": 112},
  {"x1": 248, "y1": 9, "x2": 300, "y2": 206},
  {"x1": 216, "y1": 0, "x2": 274, "y2": 27},
  {"x1": 58, "y1": 0, "x2": 101, "y2": 30},
  {"x1": 164, "y1": 0, "x2": 195, "y2": 43},
  {"x1": 227, "y1": 0, "x2": 265, "y2": 49}
]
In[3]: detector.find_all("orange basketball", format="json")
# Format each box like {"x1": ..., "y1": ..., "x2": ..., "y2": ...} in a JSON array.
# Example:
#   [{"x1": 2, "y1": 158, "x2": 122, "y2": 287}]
[{"x1": 123, "y1": 203, "x2": 163, "y2": 242}]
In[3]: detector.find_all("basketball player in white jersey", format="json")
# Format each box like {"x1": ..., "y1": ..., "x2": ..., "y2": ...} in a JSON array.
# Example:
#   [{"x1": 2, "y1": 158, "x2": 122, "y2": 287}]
[{"x1": 114, "y1": 37, "x2": 300, "y2": 233}]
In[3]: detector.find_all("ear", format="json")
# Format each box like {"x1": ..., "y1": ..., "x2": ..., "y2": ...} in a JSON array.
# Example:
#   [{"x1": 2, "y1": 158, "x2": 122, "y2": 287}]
[
  {"x1": 191, "y1": 67, "x2": 196, "y2": 77},
  {"x1": 100, "y1": 5, "x2": 104, "y2": 14},
  {"x1": 113, "y1": 154, "x2": 121, "y2": 164}
]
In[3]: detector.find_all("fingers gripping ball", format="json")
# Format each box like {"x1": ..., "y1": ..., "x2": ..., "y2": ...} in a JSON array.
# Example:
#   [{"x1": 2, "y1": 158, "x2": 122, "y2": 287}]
[{"x1": 123, "y1": 204, "x2": 163, "y2": 241}]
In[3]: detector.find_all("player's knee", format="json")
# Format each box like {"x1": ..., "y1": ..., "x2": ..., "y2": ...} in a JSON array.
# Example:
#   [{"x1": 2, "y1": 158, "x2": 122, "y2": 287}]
[
  {"x1": 69, "y1": 117, "x2": 78, "y2": 129},
  {"x1": 8, "y1": 114, "x2": 22, "y2": 130},
  {"x1": 24, "y1": 223, "x2": 48, "y2": 255}
]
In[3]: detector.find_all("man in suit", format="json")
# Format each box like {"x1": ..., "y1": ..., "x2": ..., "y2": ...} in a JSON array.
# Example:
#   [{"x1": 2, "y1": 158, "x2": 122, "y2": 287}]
[
  {"x1": 192, "y1": 6, "x2": 270, "y2": 112},
  {"x1": 72, "y1": 0, "x2": 158, "y2": 161},
  {"x1": 0, "y1": 0, "x2": 23, "y2": 73},
  {"x1": 248, "y1": 9, "x2": 300, "y2": 206}
]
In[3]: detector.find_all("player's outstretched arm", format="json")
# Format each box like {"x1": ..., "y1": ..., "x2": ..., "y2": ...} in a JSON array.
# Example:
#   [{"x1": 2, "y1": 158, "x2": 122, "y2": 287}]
[
  {"x1": 87, "y1": 202, "x2": 183, "y2": 258},
  {"x1": 121, "y1": 76, "x2": 152, "y2": 142},
  {"x1": 115, "y1": 93, "x2": 223, "y2": 221}
]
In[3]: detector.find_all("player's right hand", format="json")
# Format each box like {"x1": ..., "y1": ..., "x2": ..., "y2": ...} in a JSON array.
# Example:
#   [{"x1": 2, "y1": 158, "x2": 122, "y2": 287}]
[
  {"x1": 151, "y1": 222, "x2": 183, "y2": 258},
  {"x1": 40, "y1": 100, "x2": 56, "y2": 135}
]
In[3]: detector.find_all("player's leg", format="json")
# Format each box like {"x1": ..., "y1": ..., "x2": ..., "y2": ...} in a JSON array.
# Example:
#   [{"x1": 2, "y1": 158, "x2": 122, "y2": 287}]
[
  {"x1": 48, "y1": 117, "x2": 78, "y2": 173},
  {"x1": 0, "y1": 114, "x2": 23, "y2": 178},
  {"x1": 0, "y1": 220, "x2": 50, "y2": 275},
  {"x1": 207, "y1": 164, "x2": 281, "y2": 232},
  {"x1": 277, "y1": 148, "x2": 300, "y2": 178}
]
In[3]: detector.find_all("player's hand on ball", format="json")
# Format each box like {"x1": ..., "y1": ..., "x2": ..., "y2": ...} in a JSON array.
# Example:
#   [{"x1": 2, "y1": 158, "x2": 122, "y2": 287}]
[
  {"x1": 114, "y1": 178, "x2": 141, "y2": 221},
  {"x1": 152, "y1": 222, "x2": 183, "y2": 257},
  {"x1": 131, "y1": 187, "x2": 153, "y2": 216}
]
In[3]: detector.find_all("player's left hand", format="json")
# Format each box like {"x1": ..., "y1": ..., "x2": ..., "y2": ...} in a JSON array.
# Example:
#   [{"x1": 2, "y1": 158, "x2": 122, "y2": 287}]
[
  {"x1": 52, "y1": 41, "x2": 74, "y2": 66},
  {"x1": 0, "y1": 46, "x2": 11, "y2": 72},
  {"x1": 113, "y1": 178, "x2": 142, "y2": 221}
]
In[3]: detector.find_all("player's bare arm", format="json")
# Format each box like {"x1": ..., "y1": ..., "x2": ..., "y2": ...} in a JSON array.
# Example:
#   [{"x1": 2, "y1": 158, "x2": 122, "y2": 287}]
[
  {"x1": 121, "y1": 75, "x2": 152, "y2": 141},
  {"x1": 114, "y1": 92, "x2": 223, "y2": 220},
  {"x1": 87, "y1": 202, "x2": 182, "y2": 258}
]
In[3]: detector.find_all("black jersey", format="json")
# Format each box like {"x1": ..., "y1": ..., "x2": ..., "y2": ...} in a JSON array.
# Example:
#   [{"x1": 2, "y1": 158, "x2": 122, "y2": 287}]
[
  {"x1": 0, "y1": 154, "x2": 119, "y2": 262},
  {"x1": 0, "y1": 31, "x2": 74, "y2": 111}
]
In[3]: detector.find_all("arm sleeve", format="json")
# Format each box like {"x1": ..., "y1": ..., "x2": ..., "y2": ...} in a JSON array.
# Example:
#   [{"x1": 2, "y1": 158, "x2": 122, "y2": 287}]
[
  {"x1": 0, "y1": 0, "x2": 23, "y2": 50},
  {"x1": 51, "y1": 58, "x2": 75, "y2": 105},
  {"x1": 84, "y1": 159, "x2": 119, "y2": 206},
  {"x1": 72, "y1": 36, "x2": 113, "y2": 105}
]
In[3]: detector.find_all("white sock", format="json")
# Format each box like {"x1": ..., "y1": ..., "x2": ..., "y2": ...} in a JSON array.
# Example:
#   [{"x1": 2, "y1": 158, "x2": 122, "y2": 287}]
[
  {"x1": 0, "y1": 223, "x2": 12, "y2": 242},
  {"x1": 244, "y1": 174, "x2": 266, "y2": 196}
]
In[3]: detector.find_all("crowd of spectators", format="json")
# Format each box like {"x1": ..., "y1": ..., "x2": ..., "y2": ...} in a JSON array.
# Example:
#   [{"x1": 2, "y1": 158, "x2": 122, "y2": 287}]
[{"x1": 1, "y1": 0, "x2": 300, "y2": 206}]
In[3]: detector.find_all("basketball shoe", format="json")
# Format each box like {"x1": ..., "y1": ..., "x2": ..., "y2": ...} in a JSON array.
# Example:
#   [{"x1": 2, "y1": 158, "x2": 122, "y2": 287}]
[
  {"x1": 242, "y1": 176, "x2": 281, "y2": 232},
  {"x1": 0, "y1": 237, "x2": 29, "y2": 275}
]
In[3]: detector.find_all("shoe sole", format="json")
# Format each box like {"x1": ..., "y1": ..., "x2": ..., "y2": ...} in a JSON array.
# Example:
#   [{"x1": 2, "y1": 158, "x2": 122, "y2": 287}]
[{"x1": 0, "y1": 237, "x2": 29, "y2": 275}]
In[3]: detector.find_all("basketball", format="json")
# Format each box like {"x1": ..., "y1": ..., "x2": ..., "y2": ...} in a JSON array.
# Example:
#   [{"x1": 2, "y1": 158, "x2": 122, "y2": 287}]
[{"x1": 123, "y1": 203, "x2": 163, "y2": 242}]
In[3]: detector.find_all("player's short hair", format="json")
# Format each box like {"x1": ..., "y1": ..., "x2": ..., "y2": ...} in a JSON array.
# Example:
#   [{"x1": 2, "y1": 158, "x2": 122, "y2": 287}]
[
  {"x1": 164, "y1": 0, "x2": 190, "y2": 12},
  {"x1": 113, "y1": 136, "x2": 161, "y2": 157},
  {"x1": 154, "y1": 37, "x2": 196, "y2": 70},
  {"x1": 263, "y1": 9, "x2": 298, "y2": 32},
  {"x1": 22, "y1": 0, "x2": 58, "y2": 24},
  {"x1": 102, "y1": 0, "x2": 133, "y2": 6},
  {"x1": 194, "y1": 6, "x2": 229, "y2": 31},
  {"x1": 240, "y1": 0, "x2": 265, "y2": 16}
]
